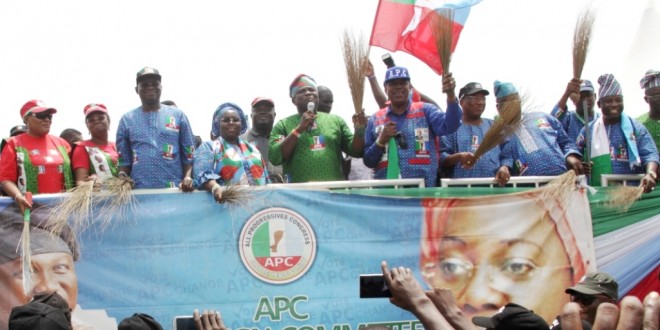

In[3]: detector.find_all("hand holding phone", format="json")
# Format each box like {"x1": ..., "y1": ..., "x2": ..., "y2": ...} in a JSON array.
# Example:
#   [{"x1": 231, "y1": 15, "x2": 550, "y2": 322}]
[
  {"x1": 359, "y1": 274, "x2": 392, "y2": 298},
  {"x1": 382, "y1": 53, "x2": 396, "y2": 68},
  {"x1": 173, "y1": 316, "x2": 196, "y2": 330}
]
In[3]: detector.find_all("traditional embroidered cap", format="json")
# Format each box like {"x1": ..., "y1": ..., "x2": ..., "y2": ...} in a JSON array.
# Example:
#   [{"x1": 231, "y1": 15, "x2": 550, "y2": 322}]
[
  {"x1": 289, "y1": 74, "x2": 317, "y2": 98},
  {"x1": 136, "y1": 67, "x2": 161, "y2": 84},
  {"x1": 384, "y1": 66, "x2": 411, "y2": 84},
  {"x1": 251, "y1": 97, "x2": 275, "y2": 108},
  {"x1": 472, "y1": 303, "x2": 549, "y2": 330},
  {"x1": 493, "y1": 80, "x2": 518, "y2": 99},
  {"x1": 83, "y1": 103, "x2": 108, "y2": 117},
  {"x1": 565, "y1": 271, "x2": 619, "y2": 300},
  {"x1": 8, "y1": 302, "x2": 71, "y2": 330},
  {"x1": 20, "y1": 100, "x2": 57, "y2": 118},
  {"x1": 580, "y1": 80, "x2": 595, "y2": 93},
  {"x1": 597, "y1": 73, "x2": 622, "y2": 98},
  {"x1": 459, "y1": 82, "x2": 489, "y2": 99},
  {"x1": 0, "y1": 203, "x2": 79, "y2": 264},
  {"x1": 118, "y1": 313, "x2": 163, "y2": 330},
  {"x1": 211, "y1": 102, "x2": 248, "y2": 138},
  {"x1": 10, "y1": 125, "x2": 27, "y2": 137},
  {"x1": 640, "y1": 69, "x2": 660, "y2": 90}
]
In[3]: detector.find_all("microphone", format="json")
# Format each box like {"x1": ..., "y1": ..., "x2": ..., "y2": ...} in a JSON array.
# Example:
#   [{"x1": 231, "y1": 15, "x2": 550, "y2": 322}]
[
  {"x1": 306, "y1": 102, "x2": 316, "y2": 132},
  {"x1": 395, "y1": 132, "x2": 408, "y2": 149}
]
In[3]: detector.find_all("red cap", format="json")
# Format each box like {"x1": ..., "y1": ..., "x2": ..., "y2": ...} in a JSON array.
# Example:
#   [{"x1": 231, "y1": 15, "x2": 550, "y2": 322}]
[
  {"x1": 83, "y1": 103, "x2": 108, "y2": 117},
  {"x1": 251, "y1": 97, "x2": 274, "y2": 107},
  {"x1": 20, "y1": 100, "x2": 57, "y2": 118}
]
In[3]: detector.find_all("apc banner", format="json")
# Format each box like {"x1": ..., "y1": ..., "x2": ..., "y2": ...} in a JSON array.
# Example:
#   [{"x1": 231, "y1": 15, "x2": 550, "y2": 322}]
[{"x1": 0, "y1": 187, "x2": 595, "y2": 330}]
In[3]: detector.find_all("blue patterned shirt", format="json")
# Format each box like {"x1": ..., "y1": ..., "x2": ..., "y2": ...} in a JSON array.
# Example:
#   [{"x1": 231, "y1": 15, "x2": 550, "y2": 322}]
[
  {"x1": 440, "y1": 119, "x2": 513, "y2": 178},
  {"x1": 551, "y1": 105, "x2": 595, "y2": 144},
  {"x1": 363, "y1": 101, "x2": 462, "y2": 187},
  {"x1": 116, "y1": 105, "x2": 195, "y2": 188},
  {"x1": 504, "y1": 112, "x2": 580, "y2": 176}
]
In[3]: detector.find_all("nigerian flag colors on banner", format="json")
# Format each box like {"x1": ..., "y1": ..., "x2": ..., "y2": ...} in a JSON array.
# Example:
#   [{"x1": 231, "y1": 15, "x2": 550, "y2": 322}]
[
  {"x1": 589, "y1": 118, "x2": 614, "y2": 186},
  {"x1": 369, "y1": 0, "x2": 482, "y2": 74}
]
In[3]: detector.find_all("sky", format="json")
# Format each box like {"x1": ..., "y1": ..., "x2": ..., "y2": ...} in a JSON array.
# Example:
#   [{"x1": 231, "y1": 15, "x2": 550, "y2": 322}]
[{"x1": 1, "y1": 0, "x2": 659, "y2": 141}]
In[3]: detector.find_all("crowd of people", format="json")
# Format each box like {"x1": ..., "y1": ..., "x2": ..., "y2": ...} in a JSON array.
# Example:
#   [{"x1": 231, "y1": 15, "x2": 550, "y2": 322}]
[
  {"x1": 0, "y1": 61, "x2": 659, "y2": 329},
  {"x1": 2, "y1": 62, "x2": 660, "y2": 203}
]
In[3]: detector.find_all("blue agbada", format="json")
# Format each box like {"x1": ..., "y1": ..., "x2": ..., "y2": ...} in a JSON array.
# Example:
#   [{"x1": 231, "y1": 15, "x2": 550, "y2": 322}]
[
  {"x1": 440, "y1": 119, "x2": 513, "y2": 178},
  {"x1": 550, "y1": 106, "x2": 594, "y2": 143},
  {"x1": 363, "y1": 101, "x2": 462, "y2": 187},
  {"x1": 503, "y1": 112, "x2": 581, "y2": 176},
  {"x1": 577, "y1": 117, "x2": 659, "y2": 175},
  {"x1": 116, "y1": 104, "x2": 195, "y2": 188}
]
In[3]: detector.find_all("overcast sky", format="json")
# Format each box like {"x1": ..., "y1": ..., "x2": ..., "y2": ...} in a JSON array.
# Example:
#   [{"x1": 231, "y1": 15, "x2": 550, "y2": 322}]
[{"x1": 1, "y1": 0, "x2": 659, "y2": 141}]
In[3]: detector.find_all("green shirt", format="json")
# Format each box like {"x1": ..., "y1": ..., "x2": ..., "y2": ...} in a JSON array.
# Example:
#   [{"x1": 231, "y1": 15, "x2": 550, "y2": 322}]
[
  {"x1": 269, "y1": 112, "x2": 359, "y2": 183},
  {"x1": 637, "y1": 113, "x2": 660, "y2": 150}
]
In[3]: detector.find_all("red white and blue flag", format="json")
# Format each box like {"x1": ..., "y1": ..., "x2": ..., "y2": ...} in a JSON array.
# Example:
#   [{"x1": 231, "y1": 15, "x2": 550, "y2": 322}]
[{"x1": 369, "y1": 0, "x2": 482, "y2": 74}]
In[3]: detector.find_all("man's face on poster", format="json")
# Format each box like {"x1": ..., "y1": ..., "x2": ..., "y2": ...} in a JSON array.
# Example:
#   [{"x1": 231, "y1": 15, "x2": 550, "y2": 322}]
[
  {"x1": 422, "y1": 196, "x2": 573, "y2": 322},
  {"x1": 0, "y1": 252, "x2": 78, "y2": 329}
]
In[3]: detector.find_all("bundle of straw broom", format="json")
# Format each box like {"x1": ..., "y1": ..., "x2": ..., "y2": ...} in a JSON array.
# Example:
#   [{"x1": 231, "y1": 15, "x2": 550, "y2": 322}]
[
  {"x1": 341, "y1": 30, "x2": 369, "y2": 114},
  {"x1": 47, "y1": 177, "x2": 136, "y2": 242},
  {"x1": 430, "y1": 9, "x2": 455, "y2": 76}
]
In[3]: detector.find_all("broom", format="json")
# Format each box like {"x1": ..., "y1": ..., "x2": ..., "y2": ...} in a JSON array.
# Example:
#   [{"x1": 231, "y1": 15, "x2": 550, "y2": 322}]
[
  {"x1": 572, "y1": 4, "x2": 597, "y2": 165},
  {"x1": 430, "y1": 9, "x2": 455, "y2": 75},
  {"x1": 606, "y1": 186, "x2": 644, "y2": 212},
  {"x1": 21, "y1": 192, "x2": 33, "y2": 295},
  {"x1": 341, "y1": 29, "x2": 369, "y2": 114},
  {"x1": 472, "y1": 96, "x2": 525, "y2": 162}
]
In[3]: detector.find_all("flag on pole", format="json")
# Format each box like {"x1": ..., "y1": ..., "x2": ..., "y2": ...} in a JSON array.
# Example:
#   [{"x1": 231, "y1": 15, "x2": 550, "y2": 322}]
[{"x1": 369, "y1": 0, "x2": 482, "y2": 74}]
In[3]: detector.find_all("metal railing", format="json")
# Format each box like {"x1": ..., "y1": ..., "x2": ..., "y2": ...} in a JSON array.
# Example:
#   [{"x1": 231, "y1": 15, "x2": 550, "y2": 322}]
[
  {"x1": 440, "y1": 176, "x2": 558, "y2": 188},
  {"x1": 268, "y1": 178, "x2": 426, "y2": 191},
  {"x1": 600, "y1": 174, "x2": 644, "y2": 187}
]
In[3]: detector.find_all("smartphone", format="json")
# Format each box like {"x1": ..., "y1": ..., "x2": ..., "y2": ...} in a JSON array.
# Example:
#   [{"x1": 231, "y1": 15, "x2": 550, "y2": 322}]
[
  {"x1": 359, "y1": 274, "x2": 392, "y2": 298},
  {"x1": 173, "y1": 316, "x2": 196, "y2": 330},
  {"x1": 381, "y1": 53, "x2": 396, "y2": 68}
]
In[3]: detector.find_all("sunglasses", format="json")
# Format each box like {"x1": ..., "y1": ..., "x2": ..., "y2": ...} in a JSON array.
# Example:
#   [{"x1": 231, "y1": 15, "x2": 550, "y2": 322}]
[
  {"x1": 570, "y1": 293, "x2": 596, "y2": 305},
  {"x1": 29, "y1": 112, "x2": 53, "y2": 120},
  {"x1": 221, "y1": 118, "x2": 241, "y2": 123}
]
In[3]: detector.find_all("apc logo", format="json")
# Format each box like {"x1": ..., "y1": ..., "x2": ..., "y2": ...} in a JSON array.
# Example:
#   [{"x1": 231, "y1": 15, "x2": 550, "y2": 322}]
[{"x1": 239, "y1": 207, "x2": 317, "y2": 284}]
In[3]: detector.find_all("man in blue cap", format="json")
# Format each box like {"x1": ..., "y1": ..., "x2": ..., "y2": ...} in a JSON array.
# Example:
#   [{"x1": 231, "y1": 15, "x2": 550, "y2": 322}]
[
  {"x1": 637, "y1": 69, "x2": 660, "y2": 151},
  {"x1": 363, "y1": 67, "x2": 462, "y2": 187},
  {"x1": 551, "y1": 78, "x2": 597, "y2": 142},
  {"x1": 439, "y1": 82, "x2": 513, "y2": 185},
  {"x1": 577, "y1": 73, "x2": 658, "y2": 190},
  {"x1": 494, "y1": 81, "x2": 583, "y2": 176}
]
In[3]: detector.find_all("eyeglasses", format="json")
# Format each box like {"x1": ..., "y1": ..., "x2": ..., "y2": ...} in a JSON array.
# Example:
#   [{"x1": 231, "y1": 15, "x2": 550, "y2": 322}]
[
  {"x1": 570, "y1": 293, "x2": 596, "y2": 305},
  {"x1": 462, "y1": 95, "x2": 487, "y2": 103},
  {"x1": 29, "y1": 112, "x2": 53, "y2": 120},
  {"x1": 221, "y1": 118, "x2": 241, "y2": 123}
]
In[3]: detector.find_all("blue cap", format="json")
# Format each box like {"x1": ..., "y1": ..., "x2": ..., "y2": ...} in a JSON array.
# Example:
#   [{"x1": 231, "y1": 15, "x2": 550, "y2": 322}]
[
  {"x1": 580, "y1": 80, "x2": 595, "y2": 93},
  {"x1": 493, "y1": 80, "x2": 518, "y2": 99},
  {"x1": 384, "y1": 66, "x2": 411, "y2": 84},
  {"x1": 598, "y1": 74, "x2": 622, "y2": 98}
]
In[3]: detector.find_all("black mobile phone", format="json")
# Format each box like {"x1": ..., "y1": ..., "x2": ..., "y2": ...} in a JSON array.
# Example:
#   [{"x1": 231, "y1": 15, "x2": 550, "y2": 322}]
[
  {"x1": 381, "y1": 53, "x2": 396, "y2": 68},
  {"x1": 359, "y1": 274, "x2": 392, "y2": 298},
  {"x1": 173, "y1": 316, "x2": 196, "y2": 330}
]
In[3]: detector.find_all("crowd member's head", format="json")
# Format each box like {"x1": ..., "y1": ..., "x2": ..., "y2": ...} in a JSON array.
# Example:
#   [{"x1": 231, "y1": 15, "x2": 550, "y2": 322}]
[
  {"x1": 20, "y1": 100, "x2": 57, "y2": 138},
  {"x1": 210, "y1": 103, "x2": 248, "y2": 142},
  {"x1": 564, "y1": 272, "x2": 618, "y2": 324},
  {"x1": 493, "y1": 80, "x2": 520, "y2": 112},
  {"x1": 0, "y1": 203, "x2": 79, "y2": 330},
  {"x1": 459, "y1": 82, "x2": 489, "y2": 122},
  {"x1": 193, "y1": 135, "x2": 202, "y2": 149},
  {"x1": 118, "y1": 313, "x2": 163, "y2": 330},
  {"x1": 597, "y1": 73, "x2": 624, "y2": 124},
  {"x1": 289, "y1": 74, "x2": 318, "y2": 113},
  {"x1": 317, "y1": 86, "x2": 334, "y2": 113},
  {"x1": 8, "y1": 300, "x2": 70, "y2": 330},
  {"x1": 9, "y1": 125, "x2": 27, "y2": 137},
  {"x1": 135, "y1": 67, "x2": 162, "y2": 108},
  {"x1": 59, "y1": 129, "x2": 82, "y2": 148},
  {"x1": 83, "y1": 103, "x2": 110, "y2": 139},
  {"x1": 573, "y1": 80, "x2": 596, "y2": 115},
  {"x1": 250, "y1": 97, "x2": 276, "y2": 134},
  {"x1": 161, "y1": 100, "x2": 177, "y2": 107},
  {"x1": 420, "y1": 192, "x2": 592, "y2": 322},
  {"x1": 472, "y1": 303, "x2": 549, "y2": 330},
  {"x1": 383, "y1": 66, "x2": 411, "y2": 108},
  {"x1": 641, "y1": 69, "x2": 660, "y2": 113}
]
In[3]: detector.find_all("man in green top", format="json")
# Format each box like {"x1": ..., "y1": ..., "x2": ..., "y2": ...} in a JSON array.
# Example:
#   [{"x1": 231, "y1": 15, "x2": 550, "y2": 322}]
[
  {"x1": 269, "y1": 74, "x2": 367, "y2": 183},
  {"x1": 637, "y1": 69, "x2": 660, "y2": 151}
]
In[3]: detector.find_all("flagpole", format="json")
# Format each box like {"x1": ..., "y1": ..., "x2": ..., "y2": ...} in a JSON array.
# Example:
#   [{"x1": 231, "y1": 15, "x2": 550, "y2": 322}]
[{"x1": 583, "y1": 99, "x2": 591, "y2": 183}]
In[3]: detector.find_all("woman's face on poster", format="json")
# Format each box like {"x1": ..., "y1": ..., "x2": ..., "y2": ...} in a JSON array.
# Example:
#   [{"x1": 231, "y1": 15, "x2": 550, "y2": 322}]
[{"x1": 423, "y1": 197, "x2": 573, "y2": 322}]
